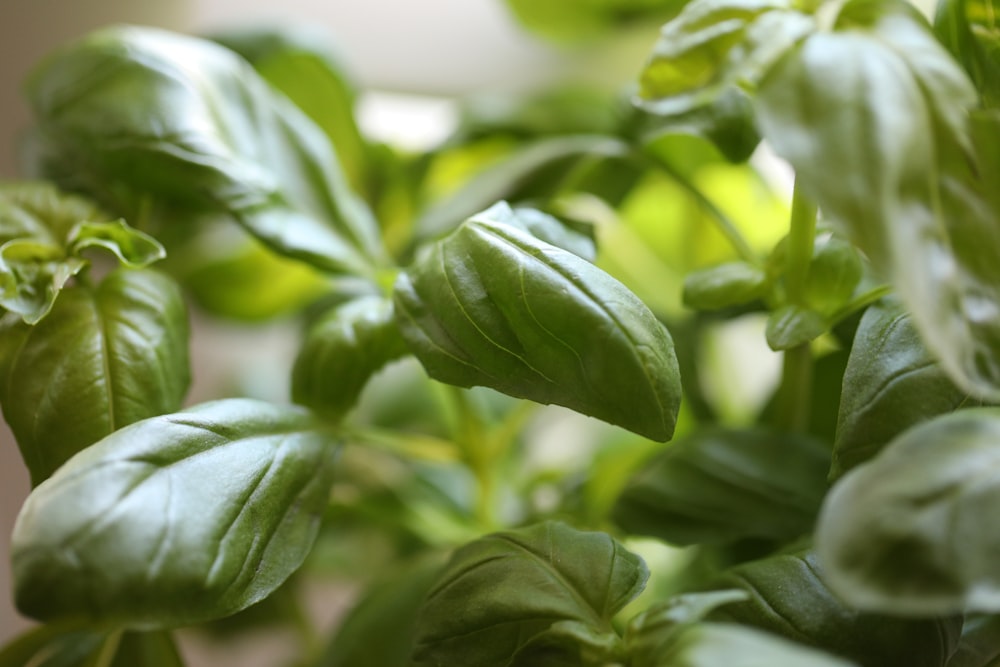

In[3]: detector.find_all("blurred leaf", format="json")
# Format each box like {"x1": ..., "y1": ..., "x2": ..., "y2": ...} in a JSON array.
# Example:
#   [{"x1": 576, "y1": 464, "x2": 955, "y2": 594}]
[
  {"x1": 503, "y1": 0, "x2": 678, "y2": 42},
  {"x1": 935, "y1": 0, "x2": 1000, "y2": 106},
  {"x1": 803, "y1": 235, "x2": 863, "y2": 316},
  {"x1": 947, "y1": 615, "x2": 1000, "y2": 667},
  {"x1": 818, "y1": 408, "x2": 1000, "y2": 615},
  {"x1": 614, "y1": 427, "x2": 829, "y2": 544},
  {"x1": 683, "y1": 261, "x2": 769, "y2": 310}
]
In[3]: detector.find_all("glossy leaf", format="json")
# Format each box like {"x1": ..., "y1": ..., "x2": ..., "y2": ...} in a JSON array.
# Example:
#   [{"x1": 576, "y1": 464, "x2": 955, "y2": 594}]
[
  {"x1": 817, "y1": 408, "x2": 1000, "y2": 615},
  {"x1": 66, "y1": 220, "x2": 165, "y2": 268},
  {"x1": 410, "y1": 521, "x2": 647, "y2": 667},
  {"x1": 613, "y1": 427, "x2": 829, "y2": 545},
  {"x1": 708, "y1": 550, "x2": 962, "y2": 667},
  {"x1": 0, "y1": 240, "x2": 84, "y2": 324},
  {"x1": 26, "y1": 26, "x2": 385, "y2": 277},
  {"x1": 12, "y1": 398, "x2": 337, "y2": 628},
  {"x1": 291, "y1": 295, "x2": 409, "y2": 419},
  {"x1": 682, "y1": 261, "x2": 769, "y2": 310},
  {"x1": 0, "y1": 269, "x2": 189, "y2": 485},
  {"x1": 636, "y1": 0, "x2": 815, "y2": 159},
  {"x1": 756, "y1": 0, "x2": 1000, "y2": 400},
  {"x1": 833, "y1": 299, "x2": 975, "y2": 478},
  {"x1": 394, "y1": 206, "x2": 682, "y2": 441}
]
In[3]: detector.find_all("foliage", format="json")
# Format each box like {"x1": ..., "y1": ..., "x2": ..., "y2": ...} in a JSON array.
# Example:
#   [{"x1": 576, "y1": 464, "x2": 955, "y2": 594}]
[{"x1": 2, "y1": 0, "x2": 1000, "y2": 664}]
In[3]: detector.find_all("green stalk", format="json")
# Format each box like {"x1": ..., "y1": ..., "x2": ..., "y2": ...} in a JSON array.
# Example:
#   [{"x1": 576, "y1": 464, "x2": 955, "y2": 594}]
[
  {"x1": 777, "y1": 180, "x2": 818, "y2": 432},
  {"x1": 445, "y1": 386, "x2": 498, "y2": 529}
]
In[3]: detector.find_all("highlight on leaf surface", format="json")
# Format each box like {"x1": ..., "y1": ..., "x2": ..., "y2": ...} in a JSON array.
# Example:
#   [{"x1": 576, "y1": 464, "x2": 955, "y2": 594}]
[
  {"x1": 11, "y1": 399, "x2": 337, "y2": 628},
  {"x1": 394, "y1": 202, "x2": 682, "y2": 441}
]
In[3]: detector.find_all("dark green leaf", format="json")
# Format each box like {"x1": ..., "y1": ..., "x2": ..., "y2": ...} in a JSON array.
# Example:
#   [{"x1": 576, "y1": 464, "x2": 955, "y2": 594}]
[
  {"x1": 209, "y1": 25, "x2": 370, "y2": 194},
  {"x1": 0, "y1": 269, "x2": 189, "y2": 485},
  {"x1": 755, "y1": 0, "x2": 1000, "y2": 399},
  {"x1": 682, "y1": 261, "x2": 769, "y2": 310},
  {"x1": 613, "y1": 428, "x2": 830, "y2": 545},
  {"x1": 637, "y1": 622, "x2": 858, "y2": 667},
  {"x1": 833, "y1": 298, "x2": 975, "y2": 479},
  {"x1": 766, "y1": 304, "x2": 826, "y2": 350},
  {"x1": 410, "y1": 521, "x2": 647, "y2": 667},
  {"x1": 291, "y1": 295, "x2": 409, "y2": 419},
  {"x1": 67, "y1": 220, "x2": 165, "y2": 268},
  {"x1": 0, "y1": 622, "x2": 102, "y2": 667},
  {"x1": 108, "y1": 632, "x2": 183, "y2": 667},
  {"x1": 12, "y1": 398, "x2": 337, "y2": 628},
  {"x1": 817, "y1": 408, "x2": 1000, "y2": 615},
  {"x1": 394, "y1": 206, "x2": 682, "y2": 441},
  {"x1": 708, "y1": 550, "x2": 962, "y2": 667},
  {"x1": 26, "y1": 26, "x2": 385, "y2": 277},
  {"x1": 947, "y1": 615, "x2": 1000, "y2": 667},
  {"x1": 636, "y1": 0, "x2": 815, "y2": 159},
  {"x1": 510, "y1": 621, "x2": 624, "y2": 666}
]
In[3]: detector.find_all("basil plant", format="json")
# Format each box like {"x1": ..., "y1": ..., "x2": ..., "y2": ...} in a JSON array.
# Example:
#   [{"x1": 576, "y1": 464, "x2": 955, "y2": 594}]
[{"x1": 2, "y1": 0, "x2": 1000, "y2": 663}]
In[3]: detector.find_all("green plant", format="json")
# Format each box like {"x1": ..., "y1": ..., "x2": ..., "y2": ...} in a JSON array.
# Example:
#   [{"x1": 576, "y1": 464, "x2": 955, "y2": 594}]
[{"x1": 1, "y1": 0, "x2": 999, "y2": 663}]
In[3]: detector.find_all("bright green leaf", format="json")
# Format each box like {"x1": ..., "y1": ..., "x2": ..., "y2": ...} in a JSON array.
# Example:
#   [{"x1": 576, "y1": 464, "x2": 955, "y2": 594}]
[
  {"x1": 291, "y1": 295, "x2": 409, "y2": 419},
  {"x1": 67, "y1": 220, "x2": 165, "y2": 268},
  {"x1": 833, "y1": 298, "x2": 976, "y2": 479},
  {"x1": 26, "y1": 26, "x2": 386, "y2": 277},
  {"x1": 817, "y1": 408, "x2": 1000, "y2": 615},
  {"x1": 0, "y1": 239, "x2": 85, "y2": 324},
  {"x1": 0, "y1": 182, "x2": 105, "y2": 246},
  {"x1": 394, "y1": 206, "x2": 682, "y2": 441},
  {"x1": 503, "y1": 0, "x2": 677, "y2": 42},
  {"x1": 935, "y1": 0, "x2": 1000, "y2": 107},
  {"x1": 0, "y1": 269, "x2": 190, "y2": 485},
  {"x1": 613, "y1": 428, "x2": 829, "y2": 544},
  {"x1": 410, "y1": 521, "x2": 647, "y2": 667},
  {"x1": 708, "y1": 550, "x2": 962, "y2": 667},
  {"x1": 12, "y1": 398, "x2": 337, "y2": 628}
]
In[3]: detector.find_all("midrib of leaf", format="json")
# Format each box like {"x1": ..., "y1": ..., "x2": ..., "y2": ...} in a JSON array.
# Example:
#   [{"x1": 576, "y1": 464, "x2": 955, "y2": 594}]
[{"x1": 92, "y1": 288, "x2": 116, "y2": 435}]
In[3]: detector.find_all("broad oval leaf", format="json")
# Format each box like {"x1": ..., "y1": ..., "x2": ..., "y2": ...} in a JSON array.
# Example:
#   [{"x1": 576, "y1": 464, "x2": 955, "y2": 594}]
[
  {"x1": 833, "y1": 298, "x2": 975, "y2": 479},
  {"x1": 11, "y1": 398, "x2": 337, "y2": 628},
  {"x1": 682, "y1": 261, "x2": 769, "y2": 311},
  {"x1": 26, "y1": 26, "x2": 385, "y2": 277},
  {"x1": 817, "y1": 408, "x2": 1000, "y2": 615},
  {"x1": 394, "y1": 206, "x2": 682, "y2": 441},
  {"x1": 291, "y1": 295, "x2": 409, "y2": 420},
  {"x1": 613, "y1": 427, "x2": 829, "y2": 545},
  {"x1": 756, "y1": 0, "x2": 1000, "y2": 400},
  {"x1": 708, "y1": 550, "x2": 962, "y2": 667},
  {"x1": 0, "y1": 268, "x2": 189, "y2": 485},
  {"x1": 410, "y1": 521, "x2": 647, "y2": 667}
]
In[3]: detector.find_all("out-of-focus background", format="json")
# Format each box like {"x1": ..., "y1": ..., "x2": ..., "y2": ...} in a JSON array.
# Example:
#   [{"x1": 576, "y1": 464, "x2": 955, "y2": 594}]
[{"x1": 0, "y1": 0, "x2": 663, "y2": 655}]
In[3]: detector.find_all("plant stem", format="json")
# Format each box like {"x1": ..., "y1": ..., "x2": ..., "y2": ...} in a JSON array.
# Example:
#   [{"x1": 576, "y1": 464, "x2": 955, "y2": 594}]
[
  {"x1": 90, "y1": 631, "x2": 123, "y2": 667},
  {"x1": 640, "y1": 147, "x2": 757, "y2": 264},
  {"x1": 445, "y1": 386, "x2": 498, "y2": 529},
  {"x1": 777, "y1": 180, "x2": 818, "y2": 432}
]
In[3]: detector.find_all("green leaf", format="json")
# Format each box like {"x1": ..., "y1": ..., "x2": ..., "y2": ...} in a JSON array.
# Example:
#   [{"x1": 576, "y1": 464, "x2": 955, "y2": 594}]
[
  {"x1": 26, "y1": 26, "x2": 385, "y2": 277},
  {"x1": 935, "y1": 0, "x2": 1000, "y2": 107},
  {"x1": 0, "y1": 239, "x2": 85, "y2": 324},
  {"x1": 637, "y1": 622, "x2": 858, "y2": 667},
  {"x1": 410, "y1": 521, "x2": 647, "y2": 667},
  {"x1": 682, "y1": 261, "x2": 769, "y2": 310},
  {"x1": 833, "y1": 298, "x2": 976, "y2": 479},
  {"x1": 755, "y1": 0, "x2": 1000, "y2": 400},
  {"x1": 0, "y1": 622, "x2": 102, "y2": 667},
  {"x1": 67, "y1": 220, "x2": 165, "y2": 268},
  {"x1": 636, "y1": 0, "x2": 815, "y2": 159},
  {"x1": 394, "y1": 206, "x2": 682, "y2": 441},
  {"x1": 314, "y1": 555, "x2": 444, "y2": 667},
  {"x1": 817, "y1": 408, "x2": 1000, "y2": 615},
  {"x1": 947, "y1": 615, "x2": 1000, "y2": 667},
  {"x1": 416, "y1": 135, "x2": 630, "y2": 241},
  {"x1": 291, "y1": 295, "x2": 409, "y2": 419},
  {"x1": 624, "y1": 590, "x2": 750, "y2": 663},
  {"x1": 708, "y1": 550, "x2": 962, "y2": 667},
  {"x1": 0, "y1": 269, "x2": 189, "y2": 485},
  {"x1": 0, "y1": 182, "x2": 104, "y2": 246},
  {"x1": 108, "y1": 632, "x2": 183, "y2": 667},
  {"x1": 12, "y1": 398, "x2": 337, "y2": 628},
  {"x1": 503, "y1": 0, "x2": 677, "y2": 42},
  {"x1": 613, "y1": 428, "x2": 830, "y2": 545},
  {"x1": 209, "y1": 25, "x2": 371, "y2": 194},
  {"x1": 765, "y1": 304, "x2": 826, "y2": 350},
  {"x1": 803, "y1": 234, "x2": 863, "y2": 316}
]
